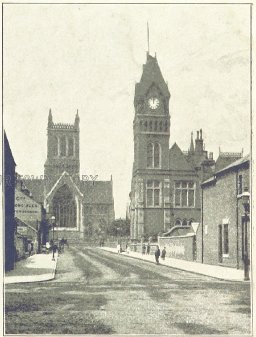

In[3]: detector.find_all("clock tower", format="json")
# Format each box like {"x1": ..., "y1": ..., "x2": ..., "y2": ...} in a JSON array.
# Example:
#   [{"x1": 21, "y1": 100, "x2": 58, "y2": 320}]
[{"x1": 130, "y1": 52, "x2": 171, "y2": 240}]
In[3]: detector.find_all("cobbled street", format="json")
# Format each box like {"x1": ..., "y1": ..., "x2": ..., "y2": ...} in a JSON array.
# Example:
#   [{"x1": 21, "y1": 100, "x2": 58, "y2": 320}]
[{"x1": 5, "y1": 245, "x2": 251, "y2": 334}]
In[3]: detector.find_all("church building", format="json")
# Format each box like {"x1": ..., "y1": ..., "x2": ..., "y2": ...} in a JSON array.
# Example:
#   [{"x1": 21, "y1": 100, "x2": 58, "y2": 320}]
[
  {"x1": 130, "y1": 52, "x2": 225, "y2": 241},
  {"x1": 23, "y1": 111, "x2": 115, "y2": 240}
]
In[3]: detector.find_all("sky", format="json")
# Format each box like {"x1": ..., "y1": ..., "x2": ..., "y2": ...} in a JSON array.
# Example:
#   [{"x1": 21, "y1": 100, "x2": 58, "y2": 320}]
[{"x1": 3, "y1": 4, "x2": 251, "y2": 218}]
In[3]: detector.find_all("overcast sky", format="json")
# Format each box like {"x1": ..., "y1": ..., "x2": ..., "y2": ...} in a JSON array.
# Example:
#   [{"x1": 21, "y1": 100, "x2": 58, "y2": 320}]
[{"x1": 4, "y1": 4, "x2": 250, "y2": 218}]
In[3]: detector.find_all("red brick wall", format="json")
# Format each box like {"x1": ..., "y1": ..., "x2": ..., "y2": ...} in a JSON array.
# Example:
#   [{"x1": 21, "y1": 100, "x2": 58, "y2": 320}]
[
  {"x1": 158, "y1": 235, "x2": 195, "y2": 261},
  {"x1": 202, "y1": 164, "x2": 250, "y2": 269}
]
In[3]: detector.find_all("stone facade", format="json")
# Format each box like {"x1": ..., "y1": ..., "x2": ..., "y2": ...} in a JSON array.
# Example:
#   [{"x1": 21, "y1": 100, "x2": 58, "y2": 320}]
[
  {"x1": 22, "y1": 111, "x2": 115, "y2": 240},
  {"x1": 200, "y1": 155, "x2": 250, "y2": 269},
  {"x1": 130, "y1": 53, "x2": 216, "y2": 241}
]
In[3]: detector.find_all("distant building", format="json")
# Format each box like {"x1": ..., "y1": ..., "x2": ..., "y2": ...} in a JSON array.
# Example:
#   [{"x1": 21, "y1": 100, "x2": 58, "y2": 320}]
[
  {"x1": 23, "y1": 111, "x2": 115, "y2": 240},
  {"x1": 4, "y1": 132, "x2": 16, "y2": 271},
  {"x1": 200, "y1": 155, "x2": 250, "y2": 269},
  {"x1": 130, "y1": 53, "x2": 216, "y2": 241}
]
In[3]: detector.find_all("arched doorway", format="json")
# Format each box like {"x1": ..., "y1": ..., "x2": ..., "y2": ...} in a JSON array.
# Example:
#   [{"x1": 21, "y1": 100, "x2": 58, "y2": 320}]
[{"x1": 52, "y1": 184, "x2": 76, "y2": 227}]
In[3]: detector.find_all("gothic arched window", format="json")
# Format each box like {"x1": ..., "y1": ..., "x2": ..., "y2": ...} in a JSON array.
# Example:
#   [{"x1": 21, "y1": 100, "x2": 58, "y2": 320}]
[
  {"x1": 68, "y1": 137, "x2": 74, "y2": 156},
  {"x1": 147, "y1": 143, "x2": 153, "y2": 168},
  {"x1": 144, "y1": 121, "x2": 148, "y2": 131},
  {"x1": 182, "y1": 219, "x2": 188, "y2": 227},
  {"x1": 149, "y1": 121, "x2": 152, "y2": 131},
  {"x1": 154, "y1": 121, "x2": 158, "y2": 131},
  {"x1": 154, "y1": 142, "x2": 161, "y2": 168},
  {"x1": 175, "y1": 219, "x2": 182, "y2": 226},
  {"x1": 52, "y1": 184, "x2": 76, "y2": 228},
  {"x1": 147, "y1": 142, "x2": 161, "y2": 168},
  {"x1": 60, "y1": 136, "x2": 66, "y2": 157}
]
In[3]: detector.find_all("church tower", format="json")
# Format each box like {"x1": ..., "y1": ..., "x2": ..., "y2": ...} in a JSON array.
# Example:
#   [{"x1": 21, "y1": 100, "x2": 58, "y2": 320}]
[
  {"x1": 44, "y1": 109, "x2": 80, "y2": 192},
  {"x1": 130, "y1": 52, "x2": 171, "y2": 240}
]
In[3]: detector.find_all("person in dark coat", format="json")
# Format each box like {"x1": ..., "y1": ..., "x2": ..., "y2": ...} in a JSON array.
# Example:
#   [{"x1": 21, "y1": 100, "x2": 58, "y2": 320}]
[
  {"x1": 155, "y1": 245, "x2": 160, "y2": 264},
  {"x1": 161, "y1": 247, "x2": 166, "y2": 260}
]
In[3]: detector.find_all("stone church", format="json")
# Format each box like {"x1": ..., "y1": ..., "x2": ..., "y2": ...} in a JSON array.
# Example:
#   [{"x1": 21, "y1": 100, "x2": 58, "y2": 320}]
[
  {"x1": 129, "y1": 52, "x2": 242, "y2": 241},
  {"x1": 22, "y1": 111, "x2": 115, "y2": 240}
]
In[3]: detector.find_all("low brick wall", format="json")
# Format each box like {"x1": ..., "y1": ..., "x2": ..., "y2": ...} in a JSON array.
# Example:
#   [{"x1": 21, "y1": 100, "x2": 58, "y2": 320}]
[
  {"x1": 158, "y1": 235, "x2": 196, "y2": 261},
  {"x1": 130, "y1": 243, "x2": 158, "y2": 255}
]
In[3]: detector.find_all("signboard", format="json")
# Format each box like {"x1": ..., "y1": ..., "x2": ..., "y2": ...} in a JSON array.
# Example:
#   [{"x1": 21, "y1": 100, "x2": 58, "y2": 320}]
[
  {"x1": 15, "y1": 189, "x2": 42, "y2": 223},
  {"x1": 17, "y1": 226, "x2": 28, "y2": 235},
  {"x1": 191, "y1": 222, "x2": 200, "y2": 233}
]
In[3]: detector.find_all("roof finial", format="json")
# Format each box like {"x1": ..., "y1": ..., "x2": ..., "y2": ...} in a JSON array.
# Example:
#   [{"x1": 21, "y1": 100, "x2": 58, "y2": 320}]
[{"x1": 147, "y1": 22, "x2": 150, "y2": 54}]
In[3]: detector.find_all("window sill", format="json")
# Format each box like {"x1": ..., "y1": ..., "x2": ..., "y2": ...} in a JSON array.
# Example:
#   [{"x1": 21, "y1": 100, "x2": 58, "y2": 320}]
[{"x1": 222, "y1": 254, "x2": 229, "y2": 258}]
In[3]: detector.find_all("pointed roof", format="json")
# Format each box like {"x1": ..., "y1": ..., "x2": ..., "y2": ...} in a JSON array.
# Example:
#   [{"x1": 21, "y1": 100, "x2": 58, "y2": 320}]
[
  {"x1": 169, "y1": 143, "x2": 194, "y2": 171},
  {"x1": 215, "y1": 151, "x2": 243, "y2": 172},
  {"x1": 45, "y1": 171, "x2": 83, "y2": 203},
  {"x1": 134, "y1": 53, "x2": 170, "y2": 104},
  {"x1": 21, "y1": 179, "x2": 45, "y2": 204},
  {"x1": 80, "y1": 180, "x2": 114, "y2": 204}
]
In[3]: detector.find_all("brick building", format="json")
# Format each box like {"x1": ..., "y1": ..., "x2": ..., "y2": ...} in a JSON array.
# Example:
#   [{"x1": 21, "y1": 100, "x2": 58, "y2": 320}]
[
  {"x1": 199, "y1": 155, "x2": 250, "y2": 269},
  {"x1": 130, "y1": 53, "x2": 215, "y2": 241},
  {"x1": 22, "y1": 111, "x2": 115, "y2": 240},
  {"x1": 4, "y1": 132, "x2": 16, "y2": 271}
]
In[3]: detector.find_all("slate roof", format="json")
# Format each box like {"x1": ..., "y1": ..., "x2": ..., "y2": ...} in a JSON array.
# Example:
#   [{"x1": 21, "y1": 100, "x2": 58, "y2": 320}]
[
  {"x1": 202, "y1": 154, "x2": 250, "y2": 187},
  {"x1": 4, "y1": 131, "x2": 16, "y2": 167},
  {"x1": 215, "y1": 153, "x2": 242, "y2": 172},
  {"x1": 215, "y1": 154, "x2": 250, "y2": 175},
  {"x1": 21, "y1": 179, "x2": 45, "y2": 204},
  {"x1": 135, "y1": 53, "x2": 170, "y2": 104},
  {"x1": 79, "y1": 180, "x2": 113, "y2": 204},
  {"x1": 21, "y1": 176, "x2": 114, "y2": 205},
  {"x1": 169, "y1": 143, "x2": 195, "y2": 172}
]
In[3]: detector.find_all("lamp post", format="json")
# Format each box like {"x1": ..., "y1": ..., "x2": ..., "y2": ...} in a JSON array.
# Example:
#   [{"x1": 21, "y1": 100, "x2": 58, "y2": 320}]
[
  {"x1": 241, "y1": 188, "x2": 250, "y2": 281},
  {"x1": 51, "y1": 215, "x2": 56, "y2": 261}
]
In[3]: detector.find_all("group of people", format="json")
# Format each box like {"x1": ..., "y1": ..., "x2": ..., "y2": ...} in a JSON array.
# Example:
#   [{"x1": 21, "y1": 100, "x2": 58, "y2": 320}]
[
  {"x1": 45, "y1": 238, "x2": 68, "y2": 254},
  {"x1": 154, "y1": 245, "x2": 166, "y2": 264},
  {"x1": 116, "y1": 242, "x2": 167, "y2": 265}
]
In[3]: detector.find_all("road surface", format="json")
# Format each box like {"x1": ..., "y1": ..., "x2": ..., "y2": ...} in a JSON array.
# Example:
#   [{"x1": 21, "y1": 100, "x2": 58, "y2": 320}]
[{"x1": 5, "y1": 245, "x2": 251, "y2": 334}]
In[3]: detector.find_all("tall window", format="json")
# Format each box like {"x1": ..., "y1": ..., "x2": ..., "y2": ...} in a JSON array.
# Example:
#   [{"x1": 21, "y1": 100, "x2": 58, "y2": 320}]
[
  {"x1": 175, "y1": 181, "x2": 195, "y2": 207},
  {"x1": 147, "y1": 142, "x2": 161, "y2": 168},
  {"x1": 60, "y1": 136, "x2": 66, "y2": 157},
  {"x1": 154, "y1": 143, "x2": 160, "y2": 168},
  {"x1": 238, "y1": 175, "x2": 243, "y2": 195},
  {"x1": 146, "y1": 180, "x2": 161, "y2": 207},
  {"x1": 223, "y1": 224, "x2": 229, "y2": 254},
  {"x1": 68, "y1": 137, "x2": 74, "y2": 156},
  {"x1": 147, "y1": 143, "x2": 153, "y2": 168}
]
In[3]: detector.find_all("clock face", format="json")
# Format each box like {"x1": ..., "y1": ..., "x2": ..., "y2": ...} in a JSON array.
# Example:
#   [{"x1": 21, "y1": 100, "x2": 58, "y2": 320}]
[{"x1": 148, "y1": 97, "x2": 160, "y2": 110}]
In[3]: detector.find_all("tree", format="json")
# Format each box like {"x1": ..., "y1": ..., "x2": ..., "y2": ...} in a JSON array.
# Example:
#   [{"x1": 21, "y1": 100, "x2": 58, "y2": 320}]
[{"x1": 107, "y1": 218, "x2": 130, "y2": 237}]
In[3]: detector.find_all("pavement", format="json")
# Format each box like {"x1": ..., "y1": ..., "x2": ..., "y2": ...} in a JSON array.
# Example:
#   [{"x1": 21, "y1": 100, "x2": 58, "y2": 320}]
[
  {"x1": 100, "y1": 247, "x2": 248, "y2": 282},
  {"x1": 5, "y1": 252, "x2": 58, "y2": 284},
  {"x1": 4, "y1": 246, "x2": 248, "y2": 284}
]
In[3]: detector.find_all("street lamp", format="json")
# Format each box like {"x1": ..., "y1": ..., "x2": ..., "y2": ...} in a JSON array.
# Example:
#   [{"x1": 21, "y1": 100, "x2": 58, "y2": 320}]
[
  {"x1": 241, "y1": 188, "x2": 250, "y2": 281},
  {"x1": 51, "y1": 215, "x2": 56, "y2": 261}
]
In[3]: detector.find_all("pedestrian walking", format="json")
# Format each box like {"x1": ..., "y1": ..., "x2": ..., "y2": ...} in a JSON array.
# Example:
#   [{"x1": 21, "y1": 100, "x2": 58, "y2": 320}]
[
  {"x1": 146, "y1": 243, "x2": 150, "y2": 255},
  {"x1": 117, "y1": 243, "x2": 121, "y2": 254},
  {"x1": 142, "y1": 243, "x2": 146, "y2": 255},
  {"x1": 155, "y1": 245, "x2": 160, "y2": 264},
  {"x1": 161, "y1": 247, "x2": 166, "y2": 260}
]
